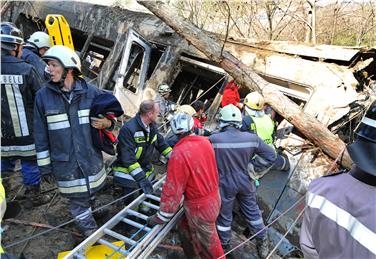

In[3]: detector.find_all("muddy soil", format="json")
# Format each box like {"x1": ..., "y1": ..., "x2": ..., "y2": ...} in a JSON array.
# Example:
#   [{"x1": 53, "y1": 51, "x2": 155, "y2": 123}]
[{"x1": 2, "y1": 161, "x2": 275, "y2": 259}]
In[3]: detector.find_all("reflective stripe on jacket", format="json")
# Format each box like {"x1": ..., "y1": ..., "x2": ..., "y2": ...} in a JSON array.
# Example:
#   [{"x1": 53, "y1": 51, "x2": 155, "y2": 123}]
[
  {"x1": 1, "y1": 53, "x2": 43, "y2": 159},
  {"x1": 114, "y1": 113, "x2": 172, "y2": 187},
  {"x1": 34, "y1": 79, "x2": 106, "y2": 198},
  {"x1": 300, "y1": 168, "x2": 376, "y2": 259}
]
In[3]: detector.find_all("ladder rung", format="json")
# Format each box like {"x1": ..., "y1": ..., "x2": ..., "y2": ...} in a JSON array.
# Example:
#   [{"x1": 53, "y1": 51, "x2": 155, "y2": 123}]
[
  {"x1": 98, "y1": 238, "x2": 128, "y2": 255},
  {"x1": 126, "y1": 209, "x2": 148, "y2": 220},
  {"x1": 142, "y1": 201, "x2": 160, "y2": 210},
  {"x1": 122, "y1": 217, "x2": 151, "y2": 232},
  {"x1": 146, "y1": 194, "x2": 161, "y2": 202},
  {"x1": 104, "y1": 228, "x2": 137, "y2": 246}
]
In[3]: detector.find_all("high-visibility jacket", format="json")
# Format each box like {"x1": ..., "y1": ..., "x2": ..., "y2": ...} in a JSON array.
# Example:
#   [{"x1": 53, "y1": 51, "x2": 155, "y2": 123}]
[
  {"x1": 300, "y1": 167, "x2": 376, "y2": 259},
  {"x1": 242, "y1": 110, "x2": 274, "y2": 146},
  {"x1": 34, "y1": 79, "x2": 106, "y2": 198},
  {"x1": 113, "y1": 113, "x2": 172, "y2": 188},
  {"x1": 1, "y1": 53, "x2": 43, "y2": 159}
]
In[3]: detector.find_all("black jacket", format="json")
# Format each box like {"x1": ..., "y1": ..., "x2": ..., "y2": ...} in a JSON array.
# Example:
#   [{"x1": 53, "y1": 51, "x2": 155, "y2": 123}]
[{"x1": 1, "y1": 52, "x2": 43, "y2": 159}]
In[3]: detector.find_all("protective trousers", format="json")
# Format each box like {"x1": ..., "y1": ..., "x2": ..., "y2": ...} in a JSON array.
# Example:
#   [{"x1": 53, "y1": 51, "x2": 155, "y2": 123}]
[
  {"x1": 216, "y1": 173, "x2": 266, "y2": 245},
  {"x1": 1, "y1": 159, "x2": 40, "y2": 186},
  {"x1": 178, "y1": 197, "x2": 224, "y2": 259},
  {"x1": 69, "y1": 197, "x2": 97, "y2": 235}
]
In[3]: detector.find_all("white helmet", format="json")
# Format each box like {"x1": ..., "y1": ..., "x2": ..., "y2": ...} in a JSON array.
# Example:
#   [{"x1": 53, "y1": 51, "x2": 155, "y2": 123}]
[
  {"x1": 43, "y1": 45, "x2": 81, "y2": 72},
  {"x1": 27, "y1": 31, "x2": 51, "y2": 49},
  {"x1": 219, "y1": 104, "x2": 242, "y2": 128},
  {"x1": 158, "y1": 84, "x2": 171, "y2": 94},
  {"x1": 244, "y1": 92, "x2": 265, "y2": 111},
  {"x1": 170, "y1": 112, "x2": 194, "y2": 135}
]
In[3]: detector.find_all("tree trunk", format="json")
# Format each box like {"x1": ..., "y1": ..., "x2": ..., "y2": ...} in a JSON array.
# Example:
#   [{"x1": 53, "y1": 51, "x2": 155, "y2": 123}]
[{"x1": 137, "y1": 0, "x2": 353, "y2": 169}]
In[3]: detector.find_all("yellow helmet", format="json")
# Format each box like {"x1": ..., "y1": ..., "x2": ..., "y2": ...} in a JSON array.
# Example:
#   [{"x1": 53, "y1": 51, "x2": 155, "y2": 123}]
[{"x1": 244, "y1": 92, "x2": 265, "y2": 110}]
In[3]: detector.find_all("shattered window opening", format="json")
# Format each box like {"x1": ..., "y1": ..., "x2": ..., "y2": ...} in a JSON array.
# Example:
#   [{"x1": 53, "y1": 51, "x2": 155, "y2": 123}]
[{"x1": 123, "y1": 43, "x2": 145, "y2": 94}]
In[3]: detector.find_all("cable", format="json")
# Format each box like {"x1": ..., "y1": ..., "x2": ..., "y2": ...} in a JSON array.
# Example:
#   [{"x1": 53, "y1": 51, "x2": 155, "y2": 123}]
[
  {"x1": 217, "y1": 195, "x2": 306, "y2": 259},
  {"x1": 4, "y1": 179, "x2": 159, "y2": 249},
  {"x1": 265, "y1": 206, "x2": 306, "y2": 259}
]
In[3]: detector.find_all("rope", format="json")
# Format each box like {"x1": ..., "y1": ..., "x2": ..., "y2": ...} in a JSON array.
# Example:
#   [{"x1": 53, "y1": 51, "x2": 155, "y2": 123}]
[
  {"x1": 265, "y1": 206, "x2": 306, "y2": 259},
  {"x1": 4, "y1": 179, "x2": 159, "y2": 249},
  {"x1": 217, "y1": 195, "x2": 306, "y2": 259}
]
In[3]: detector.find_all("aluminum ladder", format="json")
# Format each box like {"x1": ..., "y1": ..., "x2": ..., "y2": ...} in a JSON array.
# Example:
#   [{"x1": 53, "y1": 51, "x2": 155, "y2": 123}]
[{"x1": 63, "y1": 176, "x2": 184, "y2": 259}]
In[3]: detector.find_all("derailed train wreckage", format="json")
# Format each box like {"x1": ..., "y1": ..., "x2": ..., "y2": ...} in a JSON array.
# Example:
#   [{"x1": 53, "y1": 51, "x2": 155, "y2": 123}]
[{"x1": 2, "y1": 0, "x2": 376, "y2": 257}]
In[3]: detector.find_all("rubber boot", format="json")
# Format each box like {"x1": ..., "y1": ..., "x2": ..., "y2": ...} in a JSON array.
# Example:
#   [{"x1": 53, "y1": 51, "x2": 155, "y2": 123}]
[
  {"x1": 24, "y1": 184, "x2": 52, "y2": 208},
  {"x1": 256, "y1": 236, "x2": 270, "y2": 259}
]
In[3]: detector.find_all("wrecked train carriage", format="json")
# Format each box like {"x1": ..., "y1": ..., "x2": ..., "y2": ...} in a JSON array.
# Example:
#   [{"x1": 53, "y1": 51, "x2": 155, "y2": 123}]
[{"x1": 4, "y1": 1, "x2": 374, "y2": 123}]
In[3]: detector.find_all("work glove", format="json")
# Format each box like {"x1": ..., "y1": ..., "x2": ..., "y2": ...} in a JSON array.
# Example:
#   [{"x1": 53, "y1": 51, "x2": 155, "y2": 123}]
[
  {"x1": 42, "y1": 173, "x2": 55, "y2": 185},
  {"x1": 138, "y1": 178, "x2": 154, "y2": 194},
  {"x1": 90, "y1": 116, "x2": 112, "y2": 129},
  {"x1": 147, "y1": 213, "x2": 166, "y2": 227}
]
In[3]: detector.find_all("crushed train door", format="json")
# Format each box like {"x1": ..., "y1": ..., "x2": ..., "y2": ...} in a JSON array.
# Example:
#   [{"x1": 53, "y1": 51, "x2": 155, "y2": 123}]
[{"x1": 114, "y1": 28, "x2": 152, "y2": 117}]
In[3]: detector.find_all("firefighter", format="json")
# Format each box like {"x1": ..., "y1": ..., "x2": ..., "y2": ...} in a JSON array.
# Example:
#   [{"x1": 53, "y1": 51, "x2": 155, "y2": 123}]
[
  {"x1": 113, "y1": 100, "x2": 172, "y2": 206},
  {"x1": 155, "y1": 84, "x2": 175, "y2": 127},
  {"x1": 147, "y1": 112, "x2": 224, "y2": 259},
  {"x1": 209, "y1": 104, "x2": 276, "y2": 258},
  {"x1": 34, "y1": 45, "x2": 111, "y2": 236},
  {"x1": 300, "y1": 100, "x2": 376, "y2": 259},
  {"x1": 242, "y1": 91, "x2": 290, "y2": 182},
  {"x1": 22, "y1": 31, "x2": 51, "y2": 81},
  {"x1": 1, "y1": 22, "x2": 50, "y2": 207},
  {"x1": 221, "y1": 80, "x2": 243, "y2": 109}
]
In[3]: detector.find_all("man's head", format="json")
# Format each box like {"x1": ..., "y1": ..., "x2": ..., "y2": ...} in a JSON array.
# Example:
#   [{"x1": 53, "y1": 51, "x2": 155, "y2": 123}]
[
  {"x1": 192, "y1": 100, "x2": 205, "y2": 117},
  {"x1": 170, "y1": 112, "x2": 194, "y2": 137},
  {"x1": 158, "y1": 84, "x2": 171, "y2": 99},
  {"x1": 139, "y1": 100, "x2": 160, "y2": 125},
  {"x1": 43, "y1": 45, "x2": 81, "y2": 85},
  {"x1": 218, "y1": 104, "x2": 242, "y2": 129},
  {"x1": 26, "y1": 31, "x2": 51, "y2": 56},
  {"x1": 347, "y1": 100, "x2": 376, "y2": 175},
  {"x1": 0, "y1": 22, "x2": 24, "y2": 58}
]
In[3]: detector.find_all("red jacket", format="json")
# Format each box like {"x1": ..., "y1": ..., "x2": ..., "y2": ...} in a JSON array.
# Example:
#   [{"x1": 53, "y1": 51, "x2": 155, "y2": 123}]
[
  {"x1": 221, "y1": 80, "x2": 240, "y2": 108},
  {"x1": 158, "y1": 135, "x2": 220, "y2": 218}
]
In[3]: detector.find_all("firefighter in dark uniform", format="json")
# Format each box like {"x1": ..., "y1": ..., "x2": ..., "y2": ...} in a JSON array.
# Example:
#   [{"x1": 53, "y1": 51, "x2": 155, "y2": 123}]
[
  {"x1": 209, "y1": 104, "x2": 276, "y2": 258},
  {"x1": 113, "y1": 100, "x2": 172, "y2": 206},
  {"x1": 1, "y1": 22, "x2": 50, "y2": 207},
  {"x1": 21, "y1": 31, "x2": 51, "y2": 82},
  {"x1": 34, "y1": 45, "x2": 112, "y2": 236},
  {"x1": 300, "y1": 100, "x2": 376, "y2": 259}
]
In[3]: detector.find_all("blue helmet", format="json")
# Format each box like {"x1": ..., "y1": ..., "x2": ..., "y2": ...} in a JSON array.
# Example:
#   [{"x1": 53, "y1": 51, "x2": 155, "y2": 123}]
[{"x1": 0, "y1": 22, "x2": 24, "y2": 51}]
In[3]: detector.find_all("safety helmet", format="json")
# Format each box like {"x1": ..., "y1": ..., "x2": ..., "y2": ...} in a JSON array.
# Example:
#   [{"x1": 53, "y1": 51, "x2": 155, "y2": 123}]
[
  {"x1": 244, "y1": 92, "x2": 265, "y2": 111},
  {"x1": 0, "y1": 22, "x2": 24, "y2": 51},
  {"x1": 170, "y1": 112, "x2": 194, "y2": 135},
  {"x1": 347, "y1": 100, "x2": 376, "y2": 175},
  {"x1": 43, "y1": 45, "x2": 81, "y2": 72},
  {"x1": 158, "y1": 84, "x2": 171, "y2": 94},
  {"x1": 27, "y1": 31, "x2": 51, "y2": 49},
  {"x1": 219, "y1": 104, "x2": 242, "y2": 125},
  {"x1": 176, "y1": 105, "x2": 196, "y2": 117}
]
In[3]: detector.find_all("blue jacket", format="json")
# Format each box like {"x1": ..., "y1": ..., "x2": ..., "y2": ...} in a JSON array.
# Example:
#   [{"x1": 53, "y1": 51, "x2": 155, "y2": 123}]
[
  {"x1": 113, "y1": 113, "x2": 172, "y2": 188},
  {"x1": 34, "y1": 79, "x2": 106, "y2": 198},
  {"x1": 21, "y1": 47, "x2": 49, "y2": 82},
  {"x1": 209, "y1": 126, "x2": 276, "y2": 183},
  {"x1": 1, "y1": 52, "x2": 43, "y2": 159}
]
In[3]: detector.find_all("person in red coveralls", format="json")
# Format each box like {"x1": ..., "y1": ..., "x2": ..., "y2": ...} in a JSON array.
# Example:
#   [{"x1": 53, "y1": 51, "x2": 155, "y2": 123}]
[
  {"x1": 221, "y1": 80, "x2": 243, "y2": 109},
  {"x1": 192, "y1": 100, "x2": 211, "y2": 136},
  {"x1": 147, "y1": 112, "x2": 224, "y2": 259}
]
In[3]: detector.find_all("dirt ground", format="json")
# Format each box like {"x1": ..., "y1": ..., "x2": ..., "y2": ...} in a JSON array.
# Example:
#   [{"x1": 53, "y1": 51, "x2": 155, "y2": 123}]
[{"x1": 1, "y1": 161, "x2": 274, "y2": 259}]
